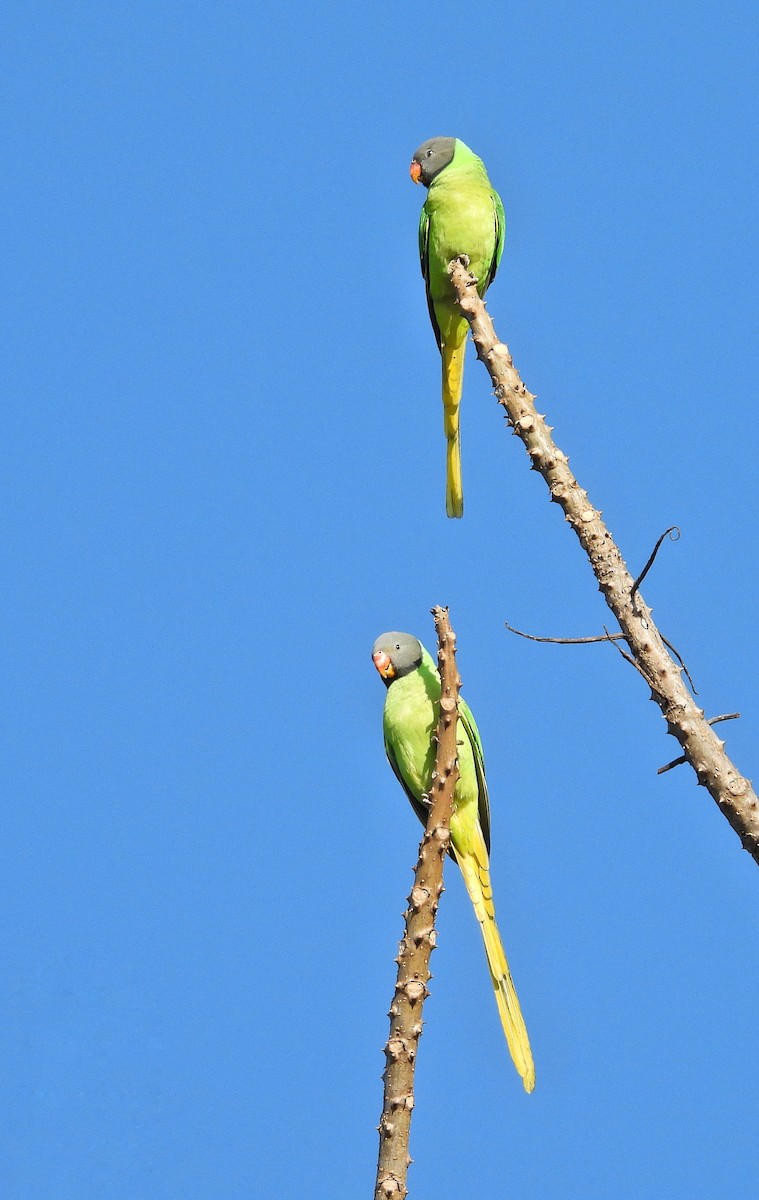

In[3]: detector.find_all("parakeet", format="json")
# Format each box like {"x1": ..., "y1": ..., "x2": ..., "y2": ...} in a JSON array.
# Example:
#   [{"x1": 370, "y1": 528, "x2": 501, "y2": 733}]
[
  {"x1": 372, "y1": 631, "x2": 535, "y2": 1092},
  {"x1": 410, "y1": 137, "x2": 505, "y2": 518}
]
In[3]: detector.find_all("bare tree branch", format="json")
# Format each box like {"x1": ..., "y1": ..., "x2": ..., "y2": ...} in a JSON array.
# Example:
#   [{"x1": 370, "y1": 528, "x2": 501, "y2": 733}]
[
  {"x1": 449, "y1": 256, "x2": 759, "y2": 863},
  {"x1": 374, "y1": 606, "x2": 461, "y2": 1200}
]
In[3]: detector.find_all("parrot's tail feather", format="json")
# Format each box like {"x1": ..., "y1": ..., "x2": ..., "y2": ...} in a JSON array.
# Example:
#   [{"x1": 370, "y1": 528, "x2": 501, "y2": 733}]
[
  {"x1": 481, "y1": 914, "x2": 536, "y2": 1093},
  {"x1": 442, "y1": 336, "x2": 466, "y2": 519},
  {"x1": 458, "y1": 851, "x2": 536, "y2": 1093},
  {"x1": 446, "y1": 437, "x2": 463, "y2": 519}
]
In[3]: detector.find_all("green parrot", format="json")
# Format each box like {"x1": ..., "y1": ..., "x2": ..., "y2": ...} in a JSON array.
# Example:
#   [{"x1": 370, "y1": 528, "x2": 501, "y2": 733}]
[
  {"x1": 410, "y1": 137, "x2": 505, "y2": 518},
  {"x1": 372, "y1": 631, "x2": 535, "y2": 1092}
]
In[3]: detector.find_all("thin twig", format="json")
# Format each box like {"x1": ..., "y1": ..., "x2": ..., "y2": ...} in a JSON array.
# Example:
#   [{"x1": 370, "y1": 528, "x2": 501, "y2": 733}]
[
  {"x1": 505, "y1": 620, "x2": 698, "y2": 694},
  {"x1": 631, "y1": 526, "x2": 680, "y2": 603},
  {"x1": 449, "y1": 256, "x2": 759, "y2": 862},
  {"x1": 660, "y1": 635, "x2": 698, "y2": 695},
  {"x1": 656, "y1": 755, "x2": 686, "y2": 775},
  {"x1": 374, "y1": 607, "x2": 460, "y2": 1200},
  {"x1": 504, "y1": 621, "x2": 624, "y2": 645},
  {"x1": 603, "y1": 624, "x2": 648, "y2": 678}
]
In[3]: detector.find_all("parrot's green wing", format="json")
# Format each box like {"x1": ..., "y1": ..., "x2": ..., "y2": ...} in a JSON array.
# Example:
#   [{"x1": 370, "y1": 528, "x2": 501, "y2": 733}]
[
  {"x1": 383, "y1": 722, "x2": 469, "y2": 865},
  {"x1": 383, "y1": 732, "x2": 431, "y2": 832},
  {"x1": 417, "y1": 203, "x2": 442, "y2": 349},
  {"x1": 482, "y1": 190, "x2": 506, "y2": 293},
  {"x1": 418, "y1": 203, "x2": 429, "y2": 275},
  {"x1": 459, "y1": 697, "x2": 492, "y2": 853}
]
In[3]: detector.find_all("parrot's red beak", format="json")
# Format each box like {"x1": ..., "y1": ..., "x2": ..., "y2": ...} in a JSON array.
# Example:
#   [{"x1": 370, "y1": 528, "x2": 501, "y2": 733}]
[
  {"x1": 372, "y1": 650, "x2": 395, "y2": 680},
  {"x1": 409, "y1": 160, "x2": 422, "y2": 184}
]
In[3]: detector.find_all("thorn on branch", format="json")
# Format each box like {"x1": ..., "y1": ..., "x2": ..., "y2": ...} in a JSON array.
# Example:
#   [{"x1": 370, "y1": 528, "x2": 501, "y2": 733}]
[
  {"x1": 631, "y1": 526, "x2": 680, "y2": 603},
  {"x1": 658, "y1": 714, "x2": 741, "y2": 774}
]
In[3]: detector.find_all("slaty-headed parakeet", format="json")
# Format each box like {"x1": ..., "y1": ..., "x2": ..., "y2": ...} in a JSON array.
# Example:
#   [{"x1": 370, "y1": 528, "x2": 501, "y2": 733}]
[
  {"x1": 372, "y1": 631, "x2": 534, "y2": 1092},
  {"x1": 410, "y1": 137, "x2": 505, "y2": 518}
]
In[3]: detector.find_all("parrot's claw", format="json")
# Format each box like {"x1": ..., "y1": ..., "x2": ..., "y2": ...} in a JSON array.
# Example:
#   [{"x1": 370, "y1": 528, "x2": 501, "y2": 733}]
[{"x1": 420, "y1": 792, "x2": 432, "y2": 810}]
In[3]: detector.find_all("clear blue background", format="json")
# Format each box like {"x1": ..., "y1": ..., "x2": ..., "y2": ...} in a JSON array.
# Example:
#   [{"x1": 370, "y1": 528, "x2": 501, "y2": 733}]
[{"x1": 4, "y1": 2, "x2": 759, "y2": 1197}]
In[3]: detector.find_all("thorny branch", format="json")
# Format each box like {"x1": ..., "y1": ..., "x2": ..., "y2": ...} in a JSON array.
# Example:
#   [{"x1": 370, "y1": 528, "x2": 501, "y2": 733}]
[
  {"x1": 449, "y1": 256, "x2": 759, "y2": 864},
  {"x1": 507, "y1": 526, "x2": 697, "y2": 691},
  {"x1": 374, "y1": 606, "x2": 461, "y2": 1200},
  {"x1": 658, "y1": 715, "x2": 742, "y2": 774}
]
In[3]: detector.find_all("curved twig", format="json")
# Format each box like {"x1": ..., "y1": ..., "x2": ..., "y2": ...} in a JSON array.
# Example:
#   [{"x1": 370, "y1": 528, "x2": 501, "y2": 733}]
[{"x1": 631, "y1": 526, "x2": 681, "y2": 602}]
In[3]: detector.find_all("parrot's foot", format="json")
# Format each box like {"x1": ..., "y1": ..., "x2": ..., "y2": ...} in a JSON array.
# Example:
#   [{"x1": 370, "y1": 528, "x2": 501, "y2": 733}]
[{"x1": 419, "y1": 792, "x2": 432, "y2": 810}]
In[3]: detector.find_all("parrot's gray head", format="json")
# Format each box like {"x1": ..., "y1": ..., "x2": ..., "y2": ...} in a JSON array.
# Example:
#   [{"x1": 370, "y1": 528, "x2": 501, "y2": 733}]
[
  {"x1": 410, "y1": 137, "x2": 456, "y2": 187},
  {"x1": 372, "y1": 631, "x2": 423, "y2": 685}
]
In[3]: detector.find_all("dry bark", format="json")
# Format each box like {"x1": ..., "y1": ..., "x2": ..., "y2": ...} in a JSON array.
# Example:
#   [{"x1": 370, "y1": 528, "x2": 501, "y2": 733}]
[
  {"x1": 448, "y1": 256, "x2": 759, "y2": 864},
  {"x1": 373, "y1": 607, "x2": 461, "y2": 1200}
]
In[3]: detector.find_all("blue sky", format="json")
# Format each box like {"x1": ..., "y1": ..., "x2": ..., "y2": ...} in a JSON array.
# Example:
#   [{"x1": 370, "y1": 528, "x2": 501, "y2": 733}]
[{"x1": 4, "y1": 2, "x2": 759, "y2": 1196}]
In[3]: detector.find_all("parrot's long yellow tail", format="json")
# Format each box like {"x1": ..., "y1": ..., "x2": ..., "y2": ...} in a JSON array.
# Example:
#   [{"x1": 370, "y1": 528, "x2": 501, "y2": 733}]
[
  {"x1": 458, "y1": 847, "x2": 536, "y2": 1093},
  {"x1": 442, "y1": 334, "x2": 467, "y2": 518}
]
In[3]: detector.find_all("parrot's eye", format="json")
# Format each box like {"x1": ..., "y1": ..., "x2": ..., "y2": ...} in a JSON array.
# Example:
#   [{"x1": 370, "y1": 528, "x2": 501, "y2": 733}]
[
  {"x1": 395, "y1": 644, "x2": 400, "y2": 650},
  {"x1": 426, "y1": 149, "x2": 433, "y2": 158}
]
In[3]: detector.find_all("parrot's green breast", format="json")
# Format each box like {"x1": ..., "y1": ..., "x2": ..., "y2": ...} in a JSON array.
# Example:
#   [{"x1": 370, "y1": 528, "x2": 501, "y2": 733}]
[
  {"x1": 424, "y1": 175, "x2": 500, "y2": 306},
  {"x1": 382, "y1": 663, "x2": 438, "y2": 798},
  {"x1": 383, "y1": 654, "x2": 479, "y2": 813}
]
